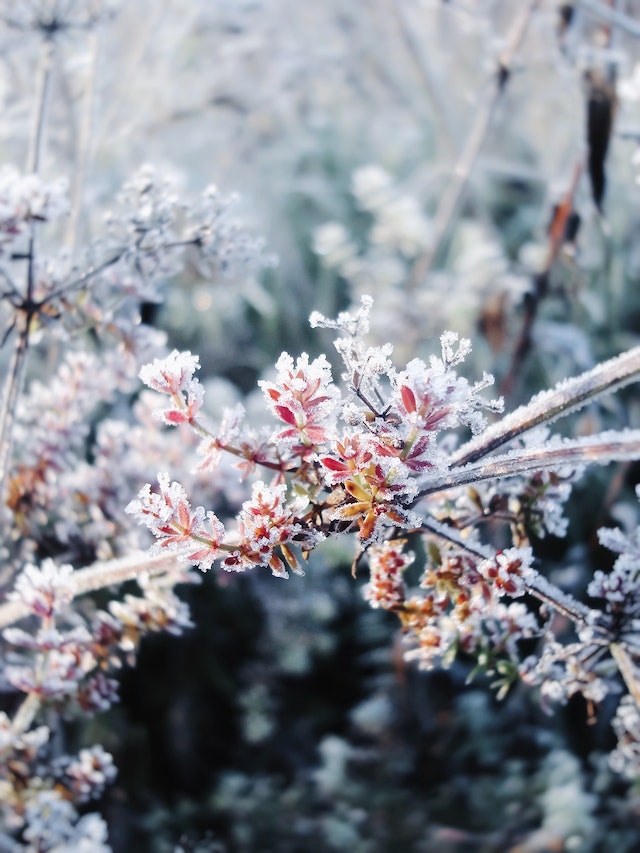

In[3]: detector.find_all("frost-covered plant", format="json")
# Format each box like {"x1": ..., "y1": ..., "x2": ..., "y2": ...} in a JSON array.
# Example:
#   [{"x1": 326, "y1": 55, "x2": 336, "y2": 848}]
[
  {"x1": 126, "y1": 294, "x2": 640, "y2": 777},
  {"x1": 4, "y1": 1, "x2": 640, "y2": 849},
  {"x1": 0, "y1": 177, "x2": 264, "y2": 844},
  {"x1": 0, "y1": 3, "x2": 276, "y2": 847}
]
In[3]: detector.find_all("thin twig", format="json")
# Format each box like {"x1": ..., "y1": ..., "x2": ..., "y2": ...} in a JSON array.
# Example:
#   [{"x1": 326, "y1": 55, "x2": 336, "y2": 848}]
[
  {"x1": 407, "y1": 0, "x2": 542, "y2": 291},
  {"x1": 500, "y1": 160, "x2": 583, "y2": 400},
  {"x1": 524, "y1": 572, "x2": 598, "y2": 628},
  {"x1": 38, "y1": 237, "x2": 200, "y2": 308},
  {"x1": 65, "y1": 16, "x2": 100, "y2": 252},
  {"x1": 37, "y1": 251, "x2": 125, "y2": 305},
  {"x1": 418, "y1": 514, "x2": 493, "y2": 561},
  {"x1": 0, "y1": 267, "x2": 23, "y2": 305},
  {"x1": 26, "y1": 40, "x2": 54, "y2": 176},
  {"x1": 387, "y1": 0, "x2": 459, "y2": 154},
  {"x1": 611, "y1": 643, "x2": 640, "y2": 710},
  {"x1": 0, "y1": 321, "x2": 30, "y2": 494},
  {"x1": 419, "y1": 515, "x2": 596, "y2": 628},
  {"x1": 0, "y1": 42, "x2": 55, "y2": 501},
  {"x1": 10, "y1": 693, "x2": 41, "y2": 736}
]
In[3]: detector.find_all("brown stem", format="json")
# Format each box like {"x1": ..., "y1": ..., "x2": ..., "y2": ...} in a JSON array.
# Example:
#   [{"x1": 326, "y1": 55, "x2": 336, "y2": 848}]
[
  {"x1": 500, "y1": 161, "x2": 583, "y2": 400},
  {"x1": 0, "y1": 42, "x2": 55, "y2": 503}
]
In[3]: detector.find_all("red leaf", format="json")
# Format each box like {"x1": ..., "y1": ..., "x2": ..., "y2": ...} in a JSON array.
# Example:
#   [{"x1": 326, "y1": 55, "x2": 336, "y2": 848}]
[
  {"x1": 400, "y1": 385, "x2": 416, "y2": 414},
  {"x1": 320, "y1": 456, "x2": 348, "y2": 472},
  {"x1": 275, "y1": 405, "x2": 297, "y2": 426}
]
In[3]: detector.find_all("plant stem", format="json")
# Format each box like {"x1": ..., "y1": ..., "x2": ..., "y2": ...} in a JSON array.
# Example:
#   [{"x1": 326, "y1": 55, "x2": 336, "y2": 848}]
[
  {"x1": 27, "y1": 40, "x2": 54, "y2": 176},
  {"x1": 407, "y1": 0, "x2": 542, "y2": 291},
  {"x1": 417, "y1": 430, "x2": 640, "y2": 498},
  {"x1": 387, "y1": 0, "x2": 458, "y2": 154},
  {"x1": 65, "y1": 21, "x2": 100, "y2": 252},
  {"x1": 500, "y1": 161, "x2": 583, "y2": 399},
  {"x1": 575, "y1": 0, "x2": 640, "y2": 38},
  {"x1": 419, "y1": 514, "x2": 597, "y2": 629},
  {"x1": 11, "y1": 692, "x2": 41, "y2": 736},
  {"x1": 0, "y1": 551, "x2": 181, "y2": 630},
  {"x1": 611, "y1": 643, "x2": 640, "y2": 710},
  {"x1": 0, "y1": 41, "x2": 55, "y2": 503},
  {"x1": 0, "y1": 319, "x2": 30, "y2": 497},
  {"x1": 451, "y1": 345, "x2": 640, "y2": 467}
]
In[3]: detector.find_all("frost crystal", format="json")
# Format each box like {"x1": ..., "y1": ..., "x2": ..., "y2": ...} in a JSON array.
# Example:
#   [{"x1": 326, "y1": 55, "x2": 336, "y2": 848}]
[{"x1": 139, "y1": 350, "x2": 201, "y2": 396}]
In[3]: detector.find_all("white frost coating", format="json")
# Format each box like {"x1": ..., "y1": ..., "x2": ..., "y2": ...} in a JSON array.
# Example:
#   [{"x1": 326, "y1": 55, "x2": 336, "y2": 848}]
[
  {"x1": 420, "y1": 429, "x2": 640, "y2": 496},
  {"x1": 451, "y1": 346, "x2": 640, "y2": 466},
  {"x1": 525, "y1": 571, "x2": 596, "y2": 624},
  {"x1": 420, "y1": 514, "x2": 494, "y2": 561}
]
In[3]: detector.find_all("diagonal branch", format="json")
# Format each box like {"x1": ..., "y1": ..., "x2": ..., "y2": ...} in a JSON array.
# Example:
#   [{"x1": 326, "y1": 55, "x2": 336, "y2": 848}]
[
  {"x1": 419, "y1": 430, "x2": 640, "y2": 497},
  {"x1": 575, "y1": 0, "x2": 640, "y2": 39},
  {"x1": 418, "y1": 514, "x2": 598, "y2": 628},
  {"x1": 0, "y1": 551, "x2": 180, "y2": 630},
  {"x1": 451, "y1": 345, "x2": 640, "y2": 467}
]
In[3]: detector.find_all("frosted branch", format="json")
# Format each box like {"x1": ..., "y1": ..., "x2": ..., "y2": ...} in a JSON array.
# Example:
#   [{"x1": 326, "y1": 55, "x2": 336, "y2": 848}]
[
  {"x1": 0, "y1": 552, "x2": 179, "y2": 630},
  {"x1": 420, "y1": 430, "x2": 640, "y2": 495},
  {"x1": 452, "y1": 347, "x2": 640, "y2": 466}
]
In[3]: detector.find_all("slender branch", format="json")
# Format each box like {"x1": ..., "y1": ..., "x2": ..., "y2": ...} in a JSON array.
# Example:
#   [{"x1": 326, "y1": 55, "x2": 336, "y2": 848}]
[
  {"x1": 92, "y1": 1, "x2": 164, "y2": 145},
  {"x1": 0, "y1": 321, "x2": 30, "y2": 496},
  {"x1": 388, "y1": 0, "x2": 458, "y2": 154},
  {"x1": 0, "y1": 551, "x2": 180, "y2": 630},
  {"x1": 418, "y1": 430, "x2": 640, "y2": 498},
  {"x1": 524, "y1": 572, "x2": 600, "y2": 628},
  {"x1": 0, "y1": 267, "x2": 23, "y2": 305},
  {"x1": 611, "y1": 643, "x2": 640, "y2": 710},
  {"x1": 10, "y1": 693, "x2": 41, "y2": 736},
  {"x1": 500, "y1": 160, "x2": 583, "y2": 399},
  {"x1": 407, "y1": 0, "x2": 542, "y2": 291},
  {"x1": 575, "y1": 0, "x2": 640, "y2": 38},
  {"x1": 38, "y1": 251, "x2": 126, "y2": 305},
  {"x1": 39, "y1": 237, "x2": 200, "y2": 308},
  {"x1": 451, "y1": 345, "x2": 640, "y2": 467},
  {"x1": 27, "y1": 40, "x2": 55, "y2": 176},
  {"x1": 418, "y1": 514, "x2": 493, "y2": 561},
  {"x1": 65, "y1": 18, "x2": 100, "y2": 252},
  {"x1": 419, "y1": 515, "x2": 596, "y2": 628}
]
